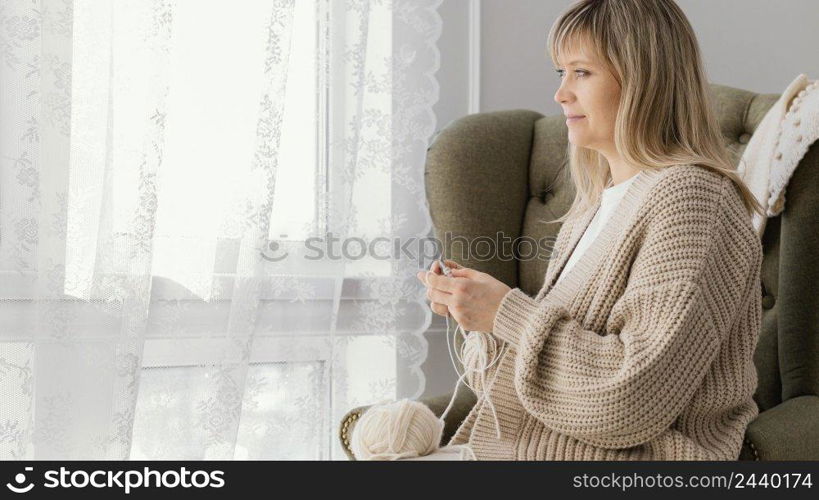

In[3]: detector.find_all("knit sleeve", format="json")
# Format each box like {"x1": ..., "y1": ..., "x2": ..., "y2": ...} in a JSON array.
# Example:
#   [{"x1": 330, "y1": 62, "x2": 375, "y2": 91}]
[
  {"x1": 489, "y1": 177, "x2": 757, "y2": 450},
  {"x1": 497, "y1": 281, "x2": 718, "y2": 450}
]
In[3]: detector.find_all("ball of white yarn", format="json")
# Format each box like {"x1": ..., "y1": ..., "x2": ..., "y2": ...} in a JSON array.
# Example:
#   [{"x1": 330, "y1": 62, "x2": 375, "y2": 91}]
[
  {"x1": 350, "y1": 399, "x2": 444, "y2": 460},
  {"x1": 461, "y1": 330, "x2": 498, "y2": 393}
]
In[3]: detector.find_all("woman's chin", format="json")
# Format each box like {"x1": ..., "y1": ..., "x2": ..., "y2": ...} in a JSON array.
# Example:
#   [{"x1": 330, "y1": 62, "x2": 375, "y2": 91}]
[{"x1": 567, "y1": 135, "x2": 588, "y2": 148}]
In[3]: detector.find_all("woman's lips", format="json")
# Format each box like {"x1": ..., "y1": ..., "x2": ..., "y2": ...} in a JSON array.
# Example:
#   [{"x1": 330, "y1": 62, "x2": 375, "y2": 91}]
[{"x1": 566, "y1": 116, "x2": 585, "y2": 124}]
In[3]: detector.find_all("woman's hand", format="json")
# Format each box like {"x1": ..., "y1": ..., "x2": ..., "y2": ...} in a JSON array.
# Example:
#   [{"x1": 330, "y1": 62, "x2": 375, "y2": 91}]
[
  {"x1": 416, "y1": 260, "x2": 511, "y2": 332},
  {"x1": 417, "y1": 259, "x2": 461, "y2": 318}
]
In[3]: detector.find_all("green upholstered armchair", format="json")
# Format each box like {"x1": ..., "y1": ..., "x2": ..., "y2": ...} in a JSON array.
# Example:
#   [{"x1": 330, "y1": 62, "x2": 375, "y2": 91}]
[{"x1": 338, "y1": 83, "x2": 819, "y2": 461}]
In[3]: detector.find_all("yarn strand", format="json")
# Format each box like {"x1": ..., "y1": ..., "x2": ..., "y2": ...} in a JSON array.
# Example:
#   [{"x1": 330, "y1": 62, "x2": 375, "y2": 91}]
[
  {"x1": 441, "y1": 312, "x2": 507, "y2": 440},
  {"x1": 350, "y1": 271, "x2": 509, "y2": 460}
]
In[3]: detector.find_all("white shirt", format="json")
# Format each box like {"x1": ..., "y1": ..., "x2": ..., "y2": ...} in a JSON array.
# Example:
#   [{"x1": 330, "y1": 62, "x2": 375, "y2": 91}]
[{"x1": 554, "y1": 174, "x2": 639, "y2": 285}]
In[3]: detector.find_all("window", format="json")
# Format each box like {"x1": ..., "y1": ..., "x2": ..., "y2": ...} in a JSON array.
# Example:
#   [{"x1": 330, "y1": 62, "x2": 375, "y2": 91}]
[
  {"x1": 116, "y1": 0, "x2": 399, "y2": 459},
  {"x1": 107, "y1": 0, "x2": 320, "y2": 290},
  {"x1": 0, "y1": 0, "x2": 406, "y2": 460},
  {"x1": 101, "y1": 0, "x2": 392, "y2": 285},
  {"x1": 132, "y1": 336, "x2": 331, "y2": 460}
]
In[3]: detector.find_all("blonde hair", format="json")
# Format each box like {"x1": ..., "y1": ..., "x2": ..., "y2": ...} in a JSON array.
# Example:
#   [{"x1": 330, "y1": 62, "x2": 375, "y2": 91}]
[{"x1": 547, "y1": 0, "x2": 764, "y2": 224}]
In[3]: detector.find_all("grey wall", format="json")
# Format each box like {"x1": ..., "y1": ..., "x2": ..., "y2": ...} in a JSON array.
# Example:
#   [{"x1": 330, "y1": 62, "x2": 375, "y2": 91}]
[
  {"x1": 433, "y1": 0, "x2": 472, "y2": 134},
  {"x1": 480, "y1": 0, "x2": 819, "y2": 116},
  {"x1": 421, "y1": 0, "x2": 819, "y2": 399}
]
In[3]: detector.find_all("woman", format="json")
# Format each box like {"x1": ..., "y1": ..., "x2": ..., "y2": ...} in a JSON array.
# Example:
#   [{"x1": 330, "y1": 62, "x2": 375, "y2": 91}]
[{"x1": 416, "y1": 0, "x2": 764, "y2": 460}]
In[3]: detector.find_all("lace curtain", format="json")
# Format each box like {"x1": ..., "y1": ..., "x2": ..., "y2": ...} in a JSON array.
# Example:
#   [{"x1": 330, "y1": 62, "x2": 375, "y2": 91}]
[{"x1": 0, "y1": 0, "x2": 441, "y2": 459}]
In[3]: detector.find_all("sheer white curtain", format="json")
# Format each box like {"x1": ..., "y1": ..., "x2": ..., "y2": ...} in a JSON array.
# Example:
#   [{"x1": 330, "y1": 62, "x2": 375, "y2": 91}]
[{"x1": 0, "y1": 0, "x2": 441, "y2": 460}]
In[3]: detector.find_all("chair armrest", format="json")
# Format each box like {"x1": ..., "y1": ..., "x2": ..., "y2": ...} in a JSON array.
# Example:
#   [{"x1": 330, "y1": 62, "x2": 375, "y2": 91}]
[
  {"x1": 740, "y1": 395, "x2": 819, "y2": 460},
  {"x1": 338, "y1": 390, "x2": 478, "y2": 460}
]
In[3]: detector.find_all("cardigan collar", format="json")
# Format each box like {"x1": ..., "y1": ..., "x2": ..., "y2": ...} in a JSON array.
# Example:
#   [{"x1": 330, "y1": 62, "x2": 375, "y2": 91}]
[{"x1": 535, "y1": 167, "x2": 671, "y2": 308}]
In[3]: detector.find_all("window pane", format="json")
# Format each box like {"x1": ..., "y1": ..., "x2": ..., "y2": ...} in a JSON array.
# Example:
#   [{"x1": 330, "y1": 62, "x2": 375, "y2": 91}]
[
  {"x1": 269, "y1": 0, "x2": 318, "y2": 242},
  {"x1": 131, "y1": 360, "x2": 325, "y2": 460},
  {"x1": 234, "y1": 361, "x2": 325, "y2": 460}
]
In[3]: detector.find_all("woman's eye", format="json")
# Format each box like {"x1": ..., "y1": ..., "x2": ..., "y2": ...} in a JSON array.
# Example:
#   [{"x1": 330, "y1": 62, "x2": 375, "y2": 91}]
[{"x1": 555, "y1": 69, "x2": 588, "y2": 79}]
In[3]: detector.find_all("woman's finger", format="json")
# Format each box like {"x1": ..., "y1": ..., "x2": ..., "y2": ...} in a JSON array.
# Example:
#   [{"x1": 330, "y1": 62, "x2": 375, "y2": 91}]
[
  {"x1": 428, "y1": 287, "x2": 455, "y2": 306},
  {"x1": 425, "y1": 271, "x2": 464, "y2": 294},
  {"x1": 417, "y1": 268, "x2": 440, "y2": 285},
  {"x1": 449, "y1": 267, "x2": 478, "y2": 279},
  {"x1": 431, "y1": 302, "x2": 449, "y2": 317}
]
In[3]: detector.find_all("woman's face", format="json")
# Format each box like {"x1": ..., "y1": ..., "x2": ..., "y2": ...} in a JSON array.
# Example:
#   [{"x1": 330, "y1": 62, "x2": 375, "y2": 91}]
[{"x1": 553, "y1": 45, "x2": 621, "y2": 154}]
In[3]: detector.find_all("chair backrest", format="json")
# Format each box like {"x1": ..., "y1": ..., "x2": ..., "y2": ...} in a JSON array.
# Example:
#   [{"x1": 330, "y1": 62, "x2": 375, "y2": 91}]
[{"x1": 424, "y1": 83, "x2": 819, "y2": 413}]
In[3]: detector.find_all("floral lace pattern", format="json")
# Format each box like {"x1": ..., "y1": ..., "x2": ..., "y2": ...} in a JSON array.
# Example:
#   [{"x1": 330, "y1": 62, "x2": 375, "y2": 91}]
[{"x1": 0, "y1": 0, "x2": 441, "y2": 460}]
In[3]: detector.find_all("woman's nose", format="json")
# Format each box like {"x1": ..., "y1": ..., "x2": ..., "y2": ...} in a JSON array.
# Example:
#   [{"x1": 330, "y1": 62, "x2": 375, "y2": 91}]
[
  {"x1": 554, "y1": 83, "x2": 572, "y2": 104},
  {"x1": 555, "y1": 80, "x2": 572, "y2": 104}
]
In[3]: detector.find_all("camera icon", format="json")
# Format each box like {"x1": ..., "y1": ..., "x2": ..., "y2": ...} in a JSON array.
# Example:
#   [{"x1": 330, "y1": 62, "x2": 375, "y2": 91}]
[{"x1": 6, "y1": 466, "x2": 34, "y2": 493}]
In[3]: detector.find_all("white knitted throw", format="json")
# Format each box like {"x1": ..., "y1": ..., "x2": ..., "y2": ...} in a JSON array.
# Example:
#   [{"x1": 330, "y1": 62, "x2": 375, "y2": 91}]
[
  {"x1": 768, "y1": 77, "x2": 819, "y2": 216},
  {"x1": 737, "y1": 73, "x2": 819, "y2": 236}
]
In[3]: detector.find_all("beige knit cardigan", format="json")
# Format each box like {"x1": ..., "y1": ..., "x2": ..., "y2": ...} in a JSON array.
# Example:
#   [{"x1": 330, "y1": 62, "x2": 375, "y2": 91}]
[{"x1": 448, "y1": 165, "x2": 763, "y2": 461}]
